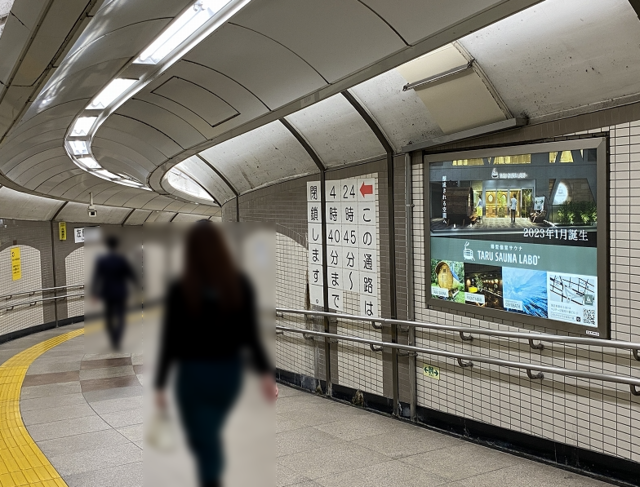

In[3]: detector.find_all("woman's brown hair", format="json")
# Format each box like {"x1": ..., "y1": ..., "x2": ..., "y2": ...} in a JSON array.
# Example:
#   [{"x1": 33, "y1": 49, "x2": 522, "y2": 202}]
[{"x1": 181, "y1": 221, "x2": 241, "y2": 313}]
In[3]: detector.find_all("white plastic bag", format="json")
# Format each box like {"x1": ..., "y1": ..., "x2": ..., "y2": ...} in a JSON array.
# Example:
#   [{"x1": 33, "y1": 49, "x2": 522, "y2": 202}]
[{"x1": 146, "y1": 409, "x2": 176, "y2": 452}]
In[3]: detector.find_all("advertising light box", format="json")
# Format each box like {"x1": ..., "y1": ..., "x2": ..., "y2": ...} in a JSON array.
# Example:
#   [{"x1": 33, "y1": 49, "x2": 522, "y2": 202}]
[{"x1": 425, "y1": 138, "x2": 609, "y2": 338}]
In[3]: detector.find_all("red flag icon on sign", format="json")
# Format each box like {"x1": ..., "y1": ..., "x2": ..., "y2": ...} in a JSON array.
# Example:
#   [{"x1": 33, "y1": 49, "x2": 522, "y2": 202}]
[{"x1": 360, "y1": 182, "x2": 373, "y2": 197}]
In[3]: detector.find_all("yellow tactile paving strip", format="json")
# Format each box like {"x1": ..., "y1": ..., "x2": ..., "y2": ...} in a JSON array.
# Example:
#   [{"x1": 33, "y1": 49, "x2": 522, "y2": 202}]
[{"x1": 0, "y1": 328, "x2": 84, "y2": 486}]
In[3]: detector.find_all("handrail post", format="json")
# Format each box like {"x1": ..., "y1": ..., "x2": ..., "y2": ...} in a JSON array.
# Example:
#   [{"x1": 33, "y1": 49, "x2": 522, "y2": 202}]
[
  {"x1": 49, "y1": 222, "x2": 59, "y2": 328},
  {"x1": 405, "y1": 153, "x2": 417, "y2": 422}
]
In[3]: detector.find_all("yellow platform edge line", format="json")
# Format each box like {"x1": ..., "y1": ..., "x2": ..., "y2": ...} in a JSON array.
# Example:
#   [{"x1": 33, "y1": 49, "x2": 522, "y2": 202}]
[{"x1": 0, "y1": 328, "x2": 84, "y2": 486}]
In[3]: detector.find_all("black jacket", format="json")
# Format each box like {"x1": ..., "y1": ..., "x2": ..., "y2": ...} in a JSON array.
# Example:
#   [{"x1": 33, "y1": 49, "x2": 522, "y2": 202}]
[
  {"x1": 91, "y1": 252, "x2": 137, "y2": 301},
  {"x1": 154, "y1": 275, "x2": 272, "y2": 389}
]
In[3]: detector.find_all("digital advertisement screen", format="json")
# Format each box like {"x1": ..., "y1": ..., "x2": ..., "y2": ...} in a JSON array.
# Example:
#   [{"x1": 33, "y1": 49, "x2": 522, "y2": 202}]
[{"x1": 426, "y1": 139, "x2": 608, "y2": 337}]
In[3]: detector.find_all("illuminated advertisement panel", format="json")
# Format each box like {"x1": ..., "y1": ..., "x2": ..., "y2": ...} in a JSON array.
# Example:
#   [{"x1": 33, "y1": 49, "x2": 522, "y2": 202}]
[{"x1": 425, "y1": 138, "x2": 609, "y2": 338}]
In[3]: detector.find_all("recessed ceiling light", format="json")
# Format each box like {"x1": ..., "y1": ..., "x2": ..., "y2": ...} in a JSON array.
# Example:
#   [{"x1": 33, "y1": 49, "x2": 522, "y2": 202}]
[
  {"x1": 71, "y1": 117, "x2": 97, "y2": 136},
  {"x1": 88, "y1": 79, "x2": 137, "y2": 110},
  {"x1": 134, "y1": 0, "x2": 233, "y2": 65},
  {"x1": 68, "y1": 140, "x2": 90, "y2": 155},
  {"x1": 76, "y1": 157, "x2": 101, "y2": 169}
]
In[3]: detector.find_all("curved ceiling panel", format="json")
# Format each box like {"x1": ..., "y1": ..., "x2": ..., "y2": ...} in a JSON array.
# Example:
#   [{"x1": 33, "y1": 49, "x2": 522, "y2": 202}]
[
  {"x1": 232, "y1": 0, "x2": 405, "y2": 82},
  {"x1": 285, "y1": 95, "x2": 385, "y2": 168},
  {"x1": 0, "y1": 186, "x2": 62, "y2": 221},
  {"x1": 64, "y1": 0, "x2": 188, "y2": 60},
  {"x1": 97, "y1": 115, "x2": 183, "y2": 158},
  {"x1": 459, "y1": 0, "x2": 640, "y2": 120},
  {"x1": 115, "y1": 99, "x2": 207, "y2": 149},
  {"x1": 348, "y1": 69, "x2": 443, "y2": 151},
  {"x1": 360, "y1": 0, "x2": 509, "y2": 45},
  {"x1": 199, "y1": 121, "x2": 317, "y2": 194},
  {"x1": 57, "y1": 201, "x2": 131, "y2": 224},
  {"x1": 124, "y1": 209, "x2": 152, "y2": 225},
  {"x1": 185, "y1": 23, "x2": 326, "y2": 109},
  {"x1": 178, "y1": 156, "x2": 236, "y2": 204}
]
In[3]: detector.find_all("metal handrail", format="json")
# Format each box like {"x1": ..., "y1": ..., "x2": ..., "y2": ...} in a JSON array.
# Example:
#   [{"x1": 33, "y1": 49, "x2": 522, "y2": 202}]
[
  {"x1": 0, "y1": 284, "x2": 84, "y2": 302},
  {"x1": 276, "y1": 325, "x2": 640, "y2": 396},
  {"x1": 276, "y1": 308, "x2": 640, "y2": 362},
  {"x1": 0, "y1": 293, "x2": 84, "y2": 312}
]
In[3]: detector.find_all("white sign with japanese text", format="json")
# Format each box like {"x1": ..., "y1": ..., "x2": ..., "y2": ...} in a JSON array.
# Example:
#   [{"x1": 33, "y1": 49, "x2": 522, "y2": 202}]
[{"x1": 307, "y1": 178, "x2": 379, "y2": 316}]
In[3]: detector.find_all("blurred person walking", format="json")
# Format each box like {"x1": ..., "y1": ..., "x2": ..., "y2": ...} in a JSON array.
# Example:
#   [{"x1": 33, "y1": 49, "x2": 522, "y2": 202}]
[
  {"x1": 91, "y1": 235, "x2": 138, "y2": 351},
  {"x1": 154, "y1": 221, "x2": 278, "y2": 487}
]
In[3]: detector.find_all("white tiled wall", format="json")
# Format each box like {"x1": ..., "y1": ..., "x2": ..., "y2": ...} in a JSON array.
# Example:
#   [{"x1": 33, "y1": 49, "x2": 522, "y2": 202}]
[
  {"x1": 413, "y1": 122, "x2": 640, "y2": 462},
  {"x1": 0, "y1": 245, "x2": 43, "y2": 335},
  {"x1": 65, "y1": 246, "x2": 84, "y2": 318},
  {"x1": 275, "y1": 233, "x2": 315, "y2": 378}
]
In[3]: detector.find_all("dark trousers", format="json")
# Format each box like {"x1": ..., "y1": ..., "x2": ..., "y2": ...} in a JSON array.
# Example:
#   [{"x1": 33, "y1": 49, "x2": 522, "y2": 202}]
[
  {"x1": 104, "y1": 299, "x2": 125, "y2": 350},
  {"x1": 176, "y1": 358, "x2": 243, "y2": 487},
  {"x1": 511, "y1": 209, "x2": 516, "y2": 223}
]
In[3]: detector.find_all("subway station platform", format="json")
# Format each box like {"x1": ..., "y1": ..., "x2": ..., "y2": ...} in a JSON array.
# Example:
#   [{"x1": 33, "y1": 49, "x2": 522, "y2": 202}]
[{"x1": 0, "y1": 324, "x2": 616, "y2": 487}]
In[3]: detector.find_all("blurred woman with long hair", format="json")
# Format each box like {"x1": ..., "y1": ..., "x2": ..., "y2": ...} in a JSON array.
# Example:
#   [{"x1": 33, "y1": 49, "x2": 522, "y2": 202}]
[{"x1": 154, "y1": 221, "x2": 277, "y2": 487}]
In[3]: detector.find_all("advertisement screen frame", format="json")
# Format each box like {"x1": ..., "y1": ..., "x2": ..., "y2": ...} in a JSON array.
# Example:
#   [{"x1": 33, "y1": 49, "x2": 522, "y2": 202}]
[{"x1": 424, "y1": 137, "x2": 610, "y2": 339}]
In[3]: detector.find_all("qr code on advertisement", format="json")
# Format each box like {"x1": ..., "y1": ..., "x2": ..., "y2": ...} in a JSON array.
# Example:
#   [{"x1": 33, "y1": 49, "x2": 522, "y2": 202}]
[{"x1": 583, "y1": 309, "x2": 596, "y2": 326}]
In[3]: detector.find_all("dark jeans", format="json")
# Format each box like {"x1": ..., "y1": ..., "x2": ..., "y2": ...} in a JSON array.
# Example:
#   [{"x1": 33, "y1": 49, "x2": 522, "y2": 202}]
[
  {"x1": 104, "y1": 299, "x2": 125, "y2": 350},
  {"x1": 511, "y1": 209, "x2": 516, "y2": 223},
  {"x1": 176, "y1": 358, "x2": 243, "y2": 486}
]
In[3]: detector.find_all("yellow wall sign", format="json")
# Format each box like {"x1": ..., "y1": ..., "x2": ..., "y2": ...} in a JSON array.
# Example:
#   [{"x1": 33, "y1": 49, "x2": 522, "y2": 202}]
[
  {"x1": 423, "y1": 364, "x2": 440, "y2": 380},
  {"x1": 10, "y1": 247, "x2": 21, "y2": 281},
  {"x1": 59, "y1": 221, "x2": 67, "y2": 241}
]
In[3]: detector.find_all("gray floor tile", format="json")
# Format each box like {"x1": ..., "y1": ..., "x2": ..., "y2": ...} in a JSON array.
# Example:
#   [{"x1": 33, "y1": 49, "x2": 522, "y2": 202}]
[
  {"x1": 116, "y1": 424, "x2": 143, "y2": 443},
  {"x1": 278, "y1": 443, "x2": 390, "y2": 479},
  {"x1": 21, "y1": 403, "x2": 96, "y2": 426},
  {"x1": 27, "y1": 360, "x2": 82, "y2": 374},
  {"x1": 276, "y1": 426, "x2": 342, "y2": 458},
  {"x1": 20, "y1": 381, "x2": 82, "y2": 399},
  {"x1": 351, "y1": 423, "x2": 462, "y2": 459},
  {"x1": 312, "y1": 411, "x2": 400, "y2": 442},
  {"x1": 38, "y1": 429, "x2": 132, "y2": 457},
  {"x1": 277, "y1": 463, "x2": 312, "y2": 487},
  {"x1": 101, "y1": 407, "x2": 144, "y2": 428},
  {"x1": 83, "y1": 385, "x2": 144, "y2": 403},
  {"x1": 64, "y1": 460, "x2": 142, "y2": 487},
  {"x1": 20, "y1": 392, "x2": 86, "y2": 411},
  {"x1": 27, "y1": 415, "x2": 111, "y2": 442},
  {"x1": 314, "y1": 459, "x2": 448, "y2": 487},
  {"x1": 79, "y1": 365, "x2": 135, "y2": 381},
  {"x1": 399, "y1": 442, "x2": 520, "y2": 481},
  {"x1": 446, "y1": 461, "x2": 612, "y2": 487},
  {"x1": 48, "y1": 442, "x2": 142, "y2": 477},
  {"x1": 90, "y1": 395, "x2": 144, "y2": 415}
]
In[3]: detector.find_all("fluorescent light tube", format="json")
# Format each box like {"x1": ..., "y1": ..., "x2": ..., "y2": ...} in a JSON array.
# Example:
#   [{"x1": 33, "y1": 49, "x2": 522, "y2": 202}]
[
  {"x1": 88, "y1": 79, "x2": 137, "y2": 109},
  {"x1": 71, "y1": 117, "x2": 97, "y2": 136},
  {"x1": 134, "y1": 0, "x2": 232, "y2": 65},
  {"x1": 68, "y1": 140, "x2": 89, "y2": 155},
  {"x1": 95, "y1": 169, "x2": 120, "y2": 180},
  {"x1": 77, "y1": 157, "x2": 101, "y2": 169},
  {"x1": 118, "y1": 179, "x2": 143, "y2": 188}
]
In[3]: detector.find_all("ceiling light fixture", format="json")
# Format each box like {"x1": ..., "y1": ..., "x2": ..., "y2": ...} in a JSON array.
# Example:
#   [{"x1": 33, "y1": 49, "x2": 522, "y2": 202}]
[
  {"x1": 76, "y1": 157, "x2": 101, "y2": 170},
  {"x1": 71, "y1": 117, "x2": 97, "y2": 136},
  {"x1": 64, "y1": 0, "x2": 252, "y2": 194},
  {"x1": 135, "y1": 0, "x2": 232, "y2": 65},
  {"x1": 68, "y1": 140, "x2": 89, "y2": 155},
  {"x1": 88, "y1": 78, "x2": 137, "y2": 109}
]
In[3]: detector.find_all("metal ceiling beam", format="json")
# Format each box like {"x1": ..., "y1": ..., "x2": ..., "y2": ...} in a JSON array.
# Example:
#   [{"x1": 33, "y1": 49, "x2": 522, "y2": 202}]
[
  {"x1": 50, "y1": 201, "x2": 68, "y2": 222},
  {"x1": 280, "y1": 119, "x2": 325, "y2": 172},
  {"x1": 195, "y1": 154, "x2": 240, "y2": 222},
  {"x1": 342, "y1": 89, "x2": 399, "y2": 417},
  {"x1": 121, "y1": 208, "x2": 136, "y2": 226}
]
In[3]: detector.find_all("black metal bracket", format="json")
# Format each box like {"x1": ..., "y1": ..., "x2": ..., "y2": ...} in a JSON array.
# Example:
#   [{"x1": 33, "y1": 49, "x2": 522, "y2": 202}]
[
  {"x1": 633, "y1": 349, "x2": 640, "y2": 362},
  {"x1": 630, "y1": 384, "x2": 640, "y2": 396},
  {"x1": 457, "y1": 358, "x2": 473, "y2": 368},
  {"x1": 526, "y1": 369, "x2": 544, "y2": 380},
  {"x1": 459, "y1": 331, "x2": 473, "y2": 342},
  {"x1": 529, "y1": 339, "x2": 544, "y2": 351},
  {"x1": 370, "y1": 344, "x2": 384, "y2": 352}
]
